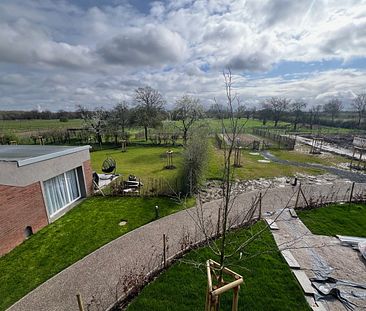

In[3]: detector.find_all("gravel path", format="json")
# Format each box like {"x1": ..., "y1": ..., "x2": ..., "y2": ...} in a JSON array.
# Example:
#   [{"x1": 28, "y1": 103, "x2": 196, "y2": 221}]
[{"x1": 7, "y1": 182, "x2": 366, "y2": 311}]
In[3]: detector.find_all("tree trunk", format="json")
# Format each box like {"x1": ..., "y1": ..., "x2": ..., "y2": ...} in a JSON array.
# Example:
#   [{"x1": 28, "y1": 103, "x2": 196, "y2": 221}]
[
  {"x1": 144, "y1": 126, "x2": 148, "y2": 141},
  {"x1": 274, "y1": 119, "x2": 278, "y2": 127}
]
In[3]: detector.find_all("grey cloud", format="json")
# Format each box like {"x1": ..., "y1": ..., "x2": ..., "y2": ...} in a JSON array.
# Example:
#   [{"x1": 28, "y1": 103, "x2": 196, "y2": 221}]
[
  {"x1": 0, "y1": 20, "x2": 95, "y2": 69},
  {"x1": 320, "y1": 21, "x2": 366, "y2": 55},
  {"x1": 227, "y1": 53, "x2": 273, "y2": 72},
  {"x1": 97, "y1": 25, "x2": 186, "y2": 66}
]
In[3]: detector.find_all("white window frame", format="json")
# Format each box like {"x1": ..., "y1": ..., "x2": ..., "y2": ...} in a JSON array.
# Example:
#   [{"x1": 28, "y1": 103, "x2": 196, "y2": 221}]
[{"x1": 44, "y1": 168, "x2": 81, "y2": 217}]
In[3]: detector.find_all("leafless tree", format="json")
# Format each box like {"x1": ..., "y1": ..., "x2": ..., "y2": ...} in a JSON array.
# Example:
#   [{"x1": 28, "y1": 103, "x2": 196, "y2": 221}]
[
  {"x1": 309, "y1": 104, "x2": 322, "y2": 130},
  {"x1": 323, "y1": 98, "x2": 343, "y2": 124},
  {"x1": 172, "y1": 95, "x2": 204, "y2": 145},
  {"x1": 291, "y1": 100, "x2": 307, "y2": 130},
  {"x1": 134, "y1": 86, "x2": 166, "y2": 141},
  {"x1": 265, "y1": 97, "x2": 290, "y2": 127},
  {"x1": 351, "y1": 93, "x2": 366, "y2": 128}
]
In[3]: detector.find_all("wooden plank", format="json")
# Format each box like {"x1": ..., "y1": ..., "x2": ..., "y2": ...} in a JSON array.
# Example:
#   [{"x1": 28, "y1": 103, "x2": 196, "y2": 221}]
[
  {"x1": 288, "y1": 208, "x2": 298, "y2": 218},
  {"x1": 292, "y1": 270, "x2": 315, "y2": 295},
  {"x1": 281, "y1": 250, "x2": 300, "y2": 269},
  {"x1": 265, "y1": 218, "x2": 279, "y2": 230}
]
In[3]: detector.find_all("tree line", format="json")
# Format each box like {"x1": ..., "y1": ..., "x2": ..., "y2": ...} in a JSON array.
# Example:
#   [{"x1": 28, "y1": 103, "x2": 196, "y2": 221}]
[{"x1": 1, "y1": 87, "x2": 366, "y2": 131}]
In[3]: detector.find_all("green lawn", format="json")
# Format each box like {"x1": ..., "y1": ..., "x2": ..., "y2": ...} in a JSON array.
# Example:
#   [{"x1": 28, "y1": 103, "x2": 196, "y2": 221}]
[
  {"x1": 0, "y1": 196, "x2": 194, "y2": 311},
  {"x1": 127, "y1": 222, "x2": 310, "y2": 311},
  {"x1": 298, "y1": 203, "x2": 366, "y2": 237},
  {"x1": 90, "y1": 145, "x2": 183, "y2": 180},
  {"x1": 206, "y1": 144, "x2": 324, "y2": 180}
]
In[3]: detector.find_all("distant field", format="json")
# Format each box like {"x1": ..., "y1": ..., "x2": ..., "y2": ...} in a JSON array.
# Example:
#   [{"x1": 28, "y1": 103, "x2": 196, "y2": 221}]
[
  {"x1": 0, "y1": 117, "x2": 361, "y2": 138},
  {"x1": 0, "y1": 119, "x2": 84, "y2": 133}
]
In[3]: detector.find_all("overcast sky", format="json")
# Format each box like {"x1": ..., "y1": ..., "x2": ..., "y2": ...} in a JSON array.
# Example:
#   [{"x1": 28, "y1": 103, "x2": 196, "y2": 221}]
[{"x1": 0, "y1": 0, "x2": 365, "y2": 111}]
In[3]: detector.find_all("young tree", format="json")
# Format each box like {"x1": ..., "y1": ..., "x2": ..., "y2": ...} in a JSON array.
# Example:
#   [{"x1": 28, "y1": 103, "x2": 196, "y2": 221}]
[
  {"x1": 172, "y1": 95, "x2": 203, "y2": 145},
  {"x1": 134, "y1": 86, "x2": 166, "y2": 141},
  {"x1": 266, "y1": 97, "x2": 290, "y2": 127},
  {"x1": 323, "y1": 98, "x2": 343, "y2": 124},
  {"x1": 351, "y1": 93, "x2": 366, "y2": 128},
  {"x1": 77, "y1": 105, "x2": 106, "y2": 144},
  {"x1": 290, "y1": 100, "x2": 307, "y2": 130}
]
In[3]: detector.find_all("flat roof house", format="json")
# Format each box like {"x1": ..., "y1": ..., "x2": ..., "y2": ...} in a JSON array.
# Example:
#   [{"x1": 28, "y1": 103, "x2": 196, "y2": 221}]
[{"x1": 0, "y1": 145, "x2": 93, "y2": 256}]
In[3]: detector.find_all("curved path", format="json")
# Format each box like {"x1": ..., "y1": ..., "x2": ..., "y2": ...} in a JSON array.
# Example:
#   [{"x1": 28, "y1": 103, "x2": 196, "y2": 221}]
[
  {"x1": 262, "y1": 150, "x2": 366, "y2": 183},
  {"x1": 7, "y1": 182, "x2": 366, "y2": 311}
]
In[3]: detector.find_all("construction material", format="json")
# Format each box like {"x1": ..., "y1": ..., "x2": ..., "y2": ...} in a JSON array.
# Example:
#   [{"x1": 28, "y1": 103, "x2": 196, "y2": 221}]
[
  {"x1": 288, "y1": 208, "x2": 298, "y2": 218},
  {"x1": 281, "y1": 250, "x2": 300, "y2": 269},
  {"x1": 292, "y1": 270, "x2": 315, "y2": 295},
  {"x1": 265, "y1": 218, "x2": 279, "y2": 230}
]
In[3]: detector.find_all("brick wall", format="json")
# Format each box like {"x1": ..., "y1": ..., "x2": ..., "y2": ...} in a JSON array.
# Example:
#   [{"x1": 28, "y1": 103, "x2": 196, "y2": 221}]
[
  {"x1": 83, "y1": 160, "x2": 93, "y2": 196},
  {"x1": 0, "y1": 182, "x2": 48, "y2": 256}
]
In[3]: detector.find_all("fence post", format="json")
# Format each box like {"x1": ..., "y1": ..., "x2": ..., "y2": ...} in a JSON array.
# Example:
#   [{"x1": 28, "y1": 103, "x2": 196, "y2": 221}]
[
  {"x1": 76, "y1": 294, "x2": 85, "y2": 311},
  {"x1": 295, "y1": 185, "x2": 301, "y2": 209},
  {"x1": 349, "y1": 182, "x2": 355, "y2": 203},
  {"x1": 258, "y1": 192, "x2": 262, "y2": 220},
  {"x1": 163, "y1": 234, "x2": 167, "y2": 268}
]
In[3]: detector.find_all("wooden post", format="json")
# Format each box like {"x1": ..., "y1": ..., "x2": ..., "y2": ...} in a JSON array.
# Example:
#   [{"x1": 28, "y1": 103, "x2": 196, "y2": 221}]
[
  {"x1": 232, "y1": 286, "x2": 239, "y2": 311},
  {"x1": 300, "y1": 187, "x2": 309, "y2": 208},
  {"x1": 349, "y1": 182, "x2": 355, "y2": 203},
  {"x1": 258, "y1": 192, "x2": 262, "y2": 220},
  {"x1": 295, "y1": 185, "x2": 301, "y2": 209},
  {"x1": 163, "y1": 234, "x2": 166, "y2": 268},
  {"x1": 76, "y1": 294, "x2": 85, "y2": 311}
]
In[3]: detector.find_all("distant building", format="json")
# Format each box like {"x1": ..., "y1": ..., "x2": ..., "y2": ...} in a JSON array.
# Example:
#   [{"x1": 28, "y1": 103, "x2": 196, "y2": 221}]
[{"x1": 0, "y1": 145, "x2": 93, "y2": 256}]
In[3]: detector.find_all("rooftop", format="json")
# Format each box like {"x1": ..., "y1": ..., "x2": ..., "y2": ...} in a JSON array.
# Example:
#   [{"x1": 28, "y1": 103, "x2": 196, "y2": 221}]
[{"x1": 0, "y1": 145, "x2": 90, "y2": 167}]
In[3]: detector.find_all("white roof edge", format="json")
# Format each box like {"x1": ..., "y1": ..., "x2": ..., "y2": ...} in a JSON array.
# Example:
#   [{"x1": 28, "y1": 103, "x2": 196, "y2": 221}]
[{"x1": 17, "y1": 145, "x2": 91, "y2": 167}]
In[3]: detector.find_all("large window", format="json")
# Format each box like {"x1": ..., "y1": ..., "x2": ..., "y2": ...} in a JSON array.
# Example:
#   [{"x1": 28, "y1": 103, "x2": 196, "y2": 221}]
[{"x1": 43, "y1": 168, "x2": 80, "y2": 216}]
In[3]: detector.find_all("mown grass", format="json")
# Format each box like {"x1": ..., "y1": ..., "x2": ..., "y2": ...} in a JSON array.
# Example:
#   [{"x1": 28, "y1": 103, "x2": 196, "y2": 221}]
[
  {"x1": 127, "y1": 221, "x2": 310, "y2": 311},
  {"x1": 206, "y1": 144, "x2": 324, "y2": 180},
  {"x1": 298, "y1": 203, "x2": 366, "y2": 237},
  {"x1": 0, "y1": 196, "x2": 194, "y2": 311},
  {"x1": 90, "y1": 145, "x2": 184, "y2": 180}
]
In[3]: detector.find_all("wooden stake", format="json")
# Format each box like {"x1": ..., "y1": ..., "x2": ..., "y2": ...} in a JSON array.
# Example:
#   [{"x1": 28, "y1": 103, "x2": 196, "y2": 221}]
[
  {"x1": 76, "y1": 294, "x2": 85, "y2": 311},
  {"x1": 163, "y1": 234, "x2": 166, "y2": 268},
  {"x1": 232, "y1": 286, "x2": 239, "y2": 311},
  {"x1": 300, "y1": 187, "x2": 309, "y2": 208},
  {"x1": 349, "y1": 182, "x2": 355, "y2": 203},
  {"x1": 295, "y1": 185, "x2": 301, "y2": 209},
  {"x1": 258, "y1": 192, "x2": 262, "y2": 220}
]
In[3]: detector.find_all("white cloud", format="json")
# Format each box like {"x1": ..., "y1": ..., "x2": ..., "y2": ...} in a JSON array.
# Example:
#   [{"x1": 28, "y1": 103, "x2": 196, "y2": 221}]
[{"x1": 0, "y1": 0, "x2": 365, "y2": 111}]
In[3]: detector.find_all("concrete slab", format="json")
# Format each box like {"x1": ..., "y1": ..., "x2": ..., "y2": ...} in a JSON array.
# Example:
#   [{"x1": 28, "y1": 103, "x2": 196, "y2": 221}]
[
  {"x1": 293, "y1": 270, "x2": 315, "y2": 295},
  {"x1": 281, "y1": 250, "x2": 300, "y2": 269},
  {"x1": 265, "y1": 218, "x2": 279, "y2": 230}
]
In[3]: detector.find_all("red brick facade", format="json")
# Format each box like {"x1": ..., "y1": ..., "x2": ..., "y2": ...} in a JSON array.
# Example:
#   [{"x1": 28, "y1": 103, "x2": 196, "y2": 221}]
[
  {"x1": 0, "y1": 182, "x2": 49, "y2": 256},
  {"x1": 83, "y1": 160, "x2": 93, "y2": 195}
]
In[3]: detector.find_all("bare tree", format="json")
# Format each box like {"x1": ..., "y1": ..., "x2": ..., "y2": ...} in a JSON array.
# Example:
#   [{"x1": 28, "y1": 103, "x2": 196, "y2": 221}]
[
  {"x1": 309, "y1": 104, "x2": 322, "y2": 130},
  {"x1": 351, "y1": 93, "x2": 366, "y2": 128},
  {"x1": 135, "y1": 86, "x2": 166, "y2": 141},
  {"x1": 172, "y1": 95, "x2": 204, "y2": 145},
  {"x1": 291, "y1": 100, "x2": 307, "y2": 130},
  {"x1": 323, "y1": 98, "x2": 343, "y2": 124},
  {"x1": 266, "y1": 97, "x2": 290, "y2": 127}
]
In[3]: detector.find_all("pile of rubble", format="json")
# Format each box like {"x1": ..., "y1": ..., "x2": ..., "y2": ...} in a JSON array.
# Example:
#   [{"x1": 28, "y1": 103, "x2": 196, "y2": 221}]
[{"x1": 199, "y1": 173, "x2": 347, "y2": 203}]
